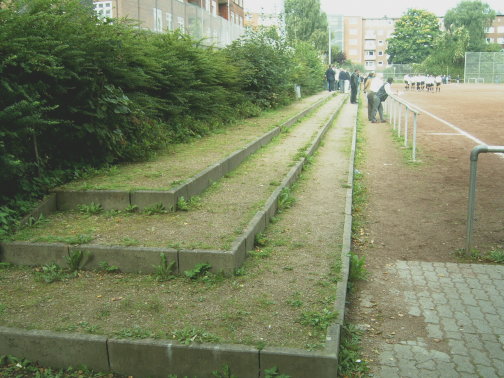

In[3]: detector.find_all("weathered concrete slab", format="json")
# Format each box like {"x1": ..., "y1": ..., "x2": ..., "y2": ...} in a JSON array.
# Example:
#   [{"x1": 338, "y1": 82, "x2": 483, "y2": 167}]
[
  {"x1": 230, "y1": 236, "x2": 246, "y2": 269},
  {"x1": 243, "y1": 211, "x2": 267, "y2": 252},
  {"x1": 0, "y1": 242, "x2": 68, "y2": 266},
  {"x1": 186, "y1": 163, "x2": 222, "y2": 199},
  {"x1": 70, "y1": 245, "x2": 178, "y2": 274},
  {"x1": 55, "y1": 190, "x2": 130, "y2": 211},
  {"x1": 21, "y1": 194, "x2": 57, "y2": 225},
  {"x1": 0, "y1": 327, "x2": 109, "y2": 372},
  {"x1": 260, "y1": 347, "x2": 338, "y2": 378},
  {"x1": 130, "y1": 191, "x2": 176, "y2": 211},
  {"x1": 108, "y1": 338, "x2": 259, "y2": 378},
  {"x1": 178, "y1": 249, "x2": 234, "y2": 275}
]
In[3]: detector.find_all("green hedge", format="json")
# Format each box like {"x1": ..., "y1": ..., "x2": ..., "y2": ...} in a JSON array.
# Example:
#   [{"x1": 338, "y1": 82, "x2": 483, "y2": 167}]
[{"x1": 0, "y1": 0, "x2": 325, "y2": 236}]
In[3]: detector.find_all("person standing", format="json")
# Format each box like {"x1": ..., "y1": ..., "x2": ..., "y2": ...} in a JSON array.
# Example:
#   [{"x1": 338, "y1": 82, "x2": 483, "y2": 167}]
[
  {"x1": 338, "y1": 69, "x2": 346, "y2": 93},
  {"x1": 371, "y1": 77, "x2": 393, "y2": 123},
  {"x1": 364, "y1": 72, "x2": 376, "y2": 121},
  {"x1": 350, "y1": 69, "x2": 360, "y2": 104},
  {"x1": 325, "y1": 65, "x2": 336, "y2": 92}
]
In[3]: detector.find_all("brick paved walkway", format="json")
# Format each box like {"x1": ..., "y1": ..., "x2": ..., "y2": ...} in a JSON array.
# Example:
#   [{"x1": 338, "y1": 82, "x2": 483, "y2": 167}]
[{"x1": 376, "y1": 261, "x2": 504, "y2": 377}]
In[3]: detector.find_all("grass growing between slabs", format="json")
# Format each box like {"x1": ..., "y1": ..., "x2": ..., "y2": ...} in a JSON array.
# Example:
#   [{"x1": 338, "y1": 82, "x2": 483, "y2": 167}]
[
  {"x1": 0, "y1": 143, "x2": 345, "y2": 352},
  {"x1": 337, "y1": 101, "x2": 371, "y2": 377}
]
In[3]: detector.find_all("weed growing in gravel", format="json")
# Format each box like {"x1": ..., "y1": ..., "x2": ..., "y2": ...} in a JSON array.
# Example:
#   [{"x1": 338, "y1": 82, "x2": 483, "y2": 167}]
[
  {"x1": 65, "y1": 249, "x2": 84, "y2": 272},
  {"x1": 33, "y1": 263, "x2": 75, "y2": 283},
  {"x1": 143, "y1": 202, "x2": 167, "y2": 215},
  {"x1": 349, "y1": 252, "x2": 368, "y2": 281},
  {"x1": 153, "y1": 253, "x2": 176, "y2": 281},
  {"x1": 97, "y1": 261, "x2": 120, "y2": 273},
  {"x1": 488, "y1": 248, "x2": 504, "y2": 263},
  {"x1": 172, "y1": 327, "x2": 220, "y2": 344},
  {"x1": 278, "y1": 187, "x2": 296, "y2": 211},
  {"x1": 36, "y1": 233, "x2": 94, "y2": 245},
  {"x1": 176, "y1": 196, "x2": 202, "y2": 211},
  {"x1": 263, "y1": 366, "x2": 291, "y2": 378},
  {"x1": 115, "y1": 326, "x2": 156, "y2": 339},
  {"x1": 299, "y1": 308, "x2": 338, "y2": 331},
  {"x1": 184, "y1": 263, "x2": 212, "y2": 280},
  {"x1": 77, "y1": 202, "x2": 103, "y2": 215},
  {"x1": 121, "y1": 237, "x2": 140, "y2": 246},
  {"x1": 337, "y1": 324, "x2": 370, "y2": 376}
]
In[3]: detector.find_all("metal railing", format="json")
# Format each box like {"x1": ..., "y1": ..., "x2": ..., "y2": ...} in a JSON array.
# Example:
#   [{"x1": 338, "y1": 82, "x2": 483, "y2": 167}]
[
  {"x1": 384, "y1": 95, "x2": 421, "y2": 161},
  {"x1": 465, "y1": 145, "x2": 504, "y2": 254}
]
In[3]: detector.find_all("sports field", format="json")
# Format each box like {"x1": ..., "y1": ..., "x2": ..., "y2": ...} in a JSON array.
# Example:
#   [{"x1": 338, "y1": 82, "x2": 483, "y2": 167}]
[{"x1": 397, "y1": 83, "x2": 504, "y2": 253}]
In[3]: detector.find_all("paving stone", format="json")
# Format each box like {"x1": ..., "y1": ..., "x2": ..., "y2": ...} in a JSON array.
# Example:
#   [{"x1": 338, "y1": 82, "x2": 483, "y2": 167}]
[
  {"x1": 452, "y1": 354, "x2": 476, "y2": 373},
  {"x1": 475, "y1": 364, "x2": 499, "y2": 378},
  {"x1": 425, "y1": 324, "x2": 443, "y2": 339}
]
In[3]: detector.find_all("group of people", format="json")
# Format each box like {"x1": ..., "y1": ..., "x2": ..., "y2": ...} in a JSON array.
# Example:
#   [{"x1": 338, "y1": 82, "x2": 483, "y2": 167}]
[
  {"x1": 325, "y1": 65, "x2": 362, "y2": 104},
  {"x1": 403, "y1": 74, "x2": 443, "y2": 92},
  {"x1": 325, "y1": 66, "x2": 394, "y2": 123}
]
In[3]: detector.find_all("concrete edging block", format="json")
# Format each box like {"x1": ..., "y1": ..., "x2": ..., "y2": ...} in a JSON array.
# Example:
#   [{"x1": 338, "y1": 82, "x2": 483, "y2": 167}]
[
  {"x1": 0, "y1": 326, "x2": 109, "y2": 372},
  {"x1": 260, "y1": 347, "x2": 338, "y2": 378},
  {"x1": 230, "y1": 236, "x2": 246, "y2": 269},
  {"x1": 130, "y1": 191, "x2": 176, "y2": 211},
  {"x1": 186, "y1": 163, "x2": 222, "y2": 199},
  {"x1": 108, "y1": 338, "x2": 259, "y2": 378},
  {"x1": 178, "y1": 249, "x2": 234, "y2": 274},
  {"x1": 70, "y1": 245, "x2": 178, "y2": 274},
  {"x1": 55, "y1": 190, "x2": 130, "y2": 211},
  {"x1": 0, "y1": 241, "x2": 68, "y2": 266},
  {"x1": 21, "y1": 194, "x2": 57, "y2": 225},
  {"x1": 243, "y1": 211, "x2": 267, "y2": 252}
]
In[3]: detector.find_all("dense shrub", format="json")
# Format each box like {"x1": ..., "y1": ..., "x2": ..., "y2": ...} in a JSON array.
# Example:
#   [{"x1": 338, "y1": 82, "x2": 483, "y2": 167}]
[{"x1": 0, "y1": 0, "x2": 325, "y2": 236}]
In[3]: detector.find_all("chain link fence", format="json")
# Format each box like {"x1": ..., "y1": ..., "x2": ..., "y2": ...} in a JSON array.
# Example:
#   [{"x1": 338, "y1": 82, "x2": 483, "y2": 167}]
[{"x1": 464, "y1": 52, "x2": 504, "y2": 84}]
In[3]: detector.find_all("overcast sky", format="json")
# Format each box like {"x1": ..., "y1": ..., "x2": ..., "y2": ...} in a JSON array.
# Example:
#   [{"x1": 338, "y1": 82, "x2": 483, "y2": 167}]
[{"x1": 245, "y1": 0, "x2": 504, "y2": 18}]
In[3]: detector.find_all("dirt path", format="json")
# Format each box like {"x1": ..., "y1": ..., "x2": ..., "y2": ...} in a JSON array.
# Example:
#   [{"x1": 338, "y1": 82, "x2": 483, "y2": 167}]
[{"x1": 346, "y1": 85, "x2": 504, "y2": 376}]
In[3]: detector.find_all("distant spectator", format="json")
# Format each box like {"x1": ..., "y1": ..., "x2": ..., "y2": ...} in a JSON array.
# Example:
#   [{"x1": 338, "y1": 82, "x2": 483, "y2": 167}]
[
  {"x1": 325, "y1": 65, "x2": 336, "y2": 92},
  {"x1": 350, "y1": 69, "x2": 360, "y2": 104}
]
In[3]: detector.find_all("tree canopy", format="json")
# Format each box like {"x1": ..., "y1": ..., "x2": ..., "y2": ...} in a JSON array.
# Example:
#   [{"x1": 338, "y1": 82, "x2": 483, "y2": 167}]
[
  {"x1": 284, "y1": 0, "x2": 328, "y2": 52},
  {"x1": 386, "y1": 9, "x2": 441, "y2": 64},
  {"x1": 444, "y1": 0, "x2": 496, "y2": 51}
]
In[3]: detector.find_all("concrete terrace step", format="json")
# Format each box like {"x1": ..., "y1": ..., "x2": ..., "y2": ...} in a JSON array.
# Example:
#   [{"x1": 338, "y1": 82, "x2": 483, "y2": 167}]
[
  {"x1": 0, "y1": 100, "x2": 359, "y2": 378},
  {"x1": 44, "y1": 92, "x2": 333, "y2": 213},
  {"x1": 1, "y1": 95, "x2": 346, "y2": 275}
]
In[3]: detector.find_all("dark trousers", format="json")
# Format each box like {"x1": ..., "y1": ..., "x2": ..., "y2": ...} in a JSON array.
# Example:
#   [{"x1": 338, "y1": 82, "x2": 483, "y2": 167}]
[{"x1": 350, "y1": 85, "x2": 358, "y2": 103}]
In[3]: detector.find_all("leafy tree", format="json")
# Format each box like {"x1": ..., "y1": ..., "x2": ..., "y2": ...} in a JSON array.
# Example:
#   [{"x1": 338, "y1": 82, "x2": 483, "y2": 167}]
[
  {"x1": 291, "y1": 41, "x2": 325, "y2": 94},
  {"x1": 284, "y1": 0, "x2": 328, "y2": 52},
  {"x1": 419, "y1": 27, "x2": 469, "y2": 76},
  {"x1": 444, "y1": 0, "x2": 496, "y2": 51},
  {"x1": 386, "y1": 9, "x2": 441, "y2": 64},
  {"x1": 225, "y1": 27, "x2": 295, "y2": 109}
]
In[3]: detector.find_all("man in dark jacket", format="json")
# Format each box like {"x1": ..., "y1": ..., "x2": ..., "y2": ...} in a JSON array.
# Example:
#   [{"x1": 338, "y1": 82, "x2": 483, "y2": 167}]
[
  {"x1": 325, "y1": 65, "x2": 336, "y2": 92},
  {"x1": 350, "y1": 69, "x2": 360, "y2": 104}
]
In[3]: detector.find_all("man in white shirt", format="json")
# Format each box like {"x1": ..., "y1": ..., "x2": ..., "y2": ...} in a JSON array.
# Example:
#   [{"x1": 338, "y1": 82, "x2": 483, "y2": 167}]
[{"x1": 370, "y1": 77, "x2": 393, "y2": 123}]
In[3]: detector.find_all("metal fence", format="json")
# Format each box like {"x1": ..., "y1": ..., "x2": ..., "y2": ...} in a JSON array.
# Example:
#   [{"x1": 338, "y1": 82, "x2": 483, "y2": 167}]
[
  {"x1": 464, "y1": 52, "x2": 504, "y2": 84},
  {"x1": 384, "y1": 95, "x2": 421, "y2": 161}
]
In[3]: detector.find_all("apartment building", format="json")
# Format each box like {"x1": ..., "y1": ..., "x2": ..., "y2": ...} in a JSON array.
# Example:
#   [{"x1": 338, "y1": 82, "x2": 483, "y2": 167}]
[
  {"x1": 244, "y1": 11, "x2": 282, "y2": 29},
  {"x1": 485, "y1": 14, "x2": 504, "y2": 48},
  {"x1": 93, "y1": 0, "x2": 244, "y2": 47}
]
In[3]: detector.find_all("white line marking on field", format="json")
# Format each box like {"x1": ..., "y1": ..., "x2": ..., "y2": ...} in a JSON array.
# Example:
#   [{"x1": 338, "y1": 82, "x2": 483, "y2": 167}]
[
  {"x1": 425, "y1": 133, "x2": 464, "y2": 136},
  {"x1": 407, "y1": 103, "x2": 504, "y2": 160}
]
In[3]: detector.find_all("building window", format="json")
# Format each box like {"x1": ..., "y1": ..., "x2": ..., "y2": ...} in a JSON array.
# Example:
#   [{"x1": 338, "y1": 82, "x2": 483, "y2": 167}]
[
  {"x1": 378, "y1": 40, "x2": 383, "y2": 45},
  {"x1": 484, "y1": 27, "x2": 495, "y2": 33},
  {"x1": 365, "y1": 61, "x2": 375, "y2": 68},
  {"x1": 349, "y1": 49, "x2": 358, "y2": 56},
  {"x1": 349, "y1": 28, "x2": 357, "y2": 35},
  {"x1": 153, "y1": 8, "x2": 163, "y2": 32},
  {"x1": 378, "y1": 61, "x2": 383, "y2": 66},
  {"x1": 349, "y1": 18, "x2": 357, "y2": 24},
  {"x1": 349, "y1": 39, "x2": 357, "y2": 45},
  {"x1": 94, "y1": 1, "x2": 112, "y2": 19},
  {"x1": 177, "y1": 16, "x2": 185, "y2": 32},
  {"x1": 498, "y1": 26, "x2": 504, "y2": 33},
  {"x1": 166, "y1": 13, "x2": 173, "y2": 31},
  {"x1": 365, "y1": 50, "x2": 374, "y2": 57},
  {"x1": 486, "y1": 38, "x2": 494, "y2": 43},
  {"x1": 378, "y1": 51, "x2": 383, "y2": 56}
]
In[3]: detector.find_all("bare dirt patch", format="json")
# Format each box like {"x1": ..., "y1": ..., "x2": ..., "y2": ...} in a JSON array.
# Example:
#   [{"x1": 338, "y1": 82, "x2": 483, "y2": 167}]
[{"x1": 346, "y1": 84, "x2": 504, "y2": 372}]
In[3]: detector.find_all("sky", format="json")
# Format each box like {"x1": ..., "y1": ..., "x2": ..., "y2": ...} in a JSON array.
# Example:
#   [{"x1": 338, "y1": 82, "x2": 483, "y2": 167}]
[{"x1": 245, "y1": 0, "x2": 504, "y2": 18}]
